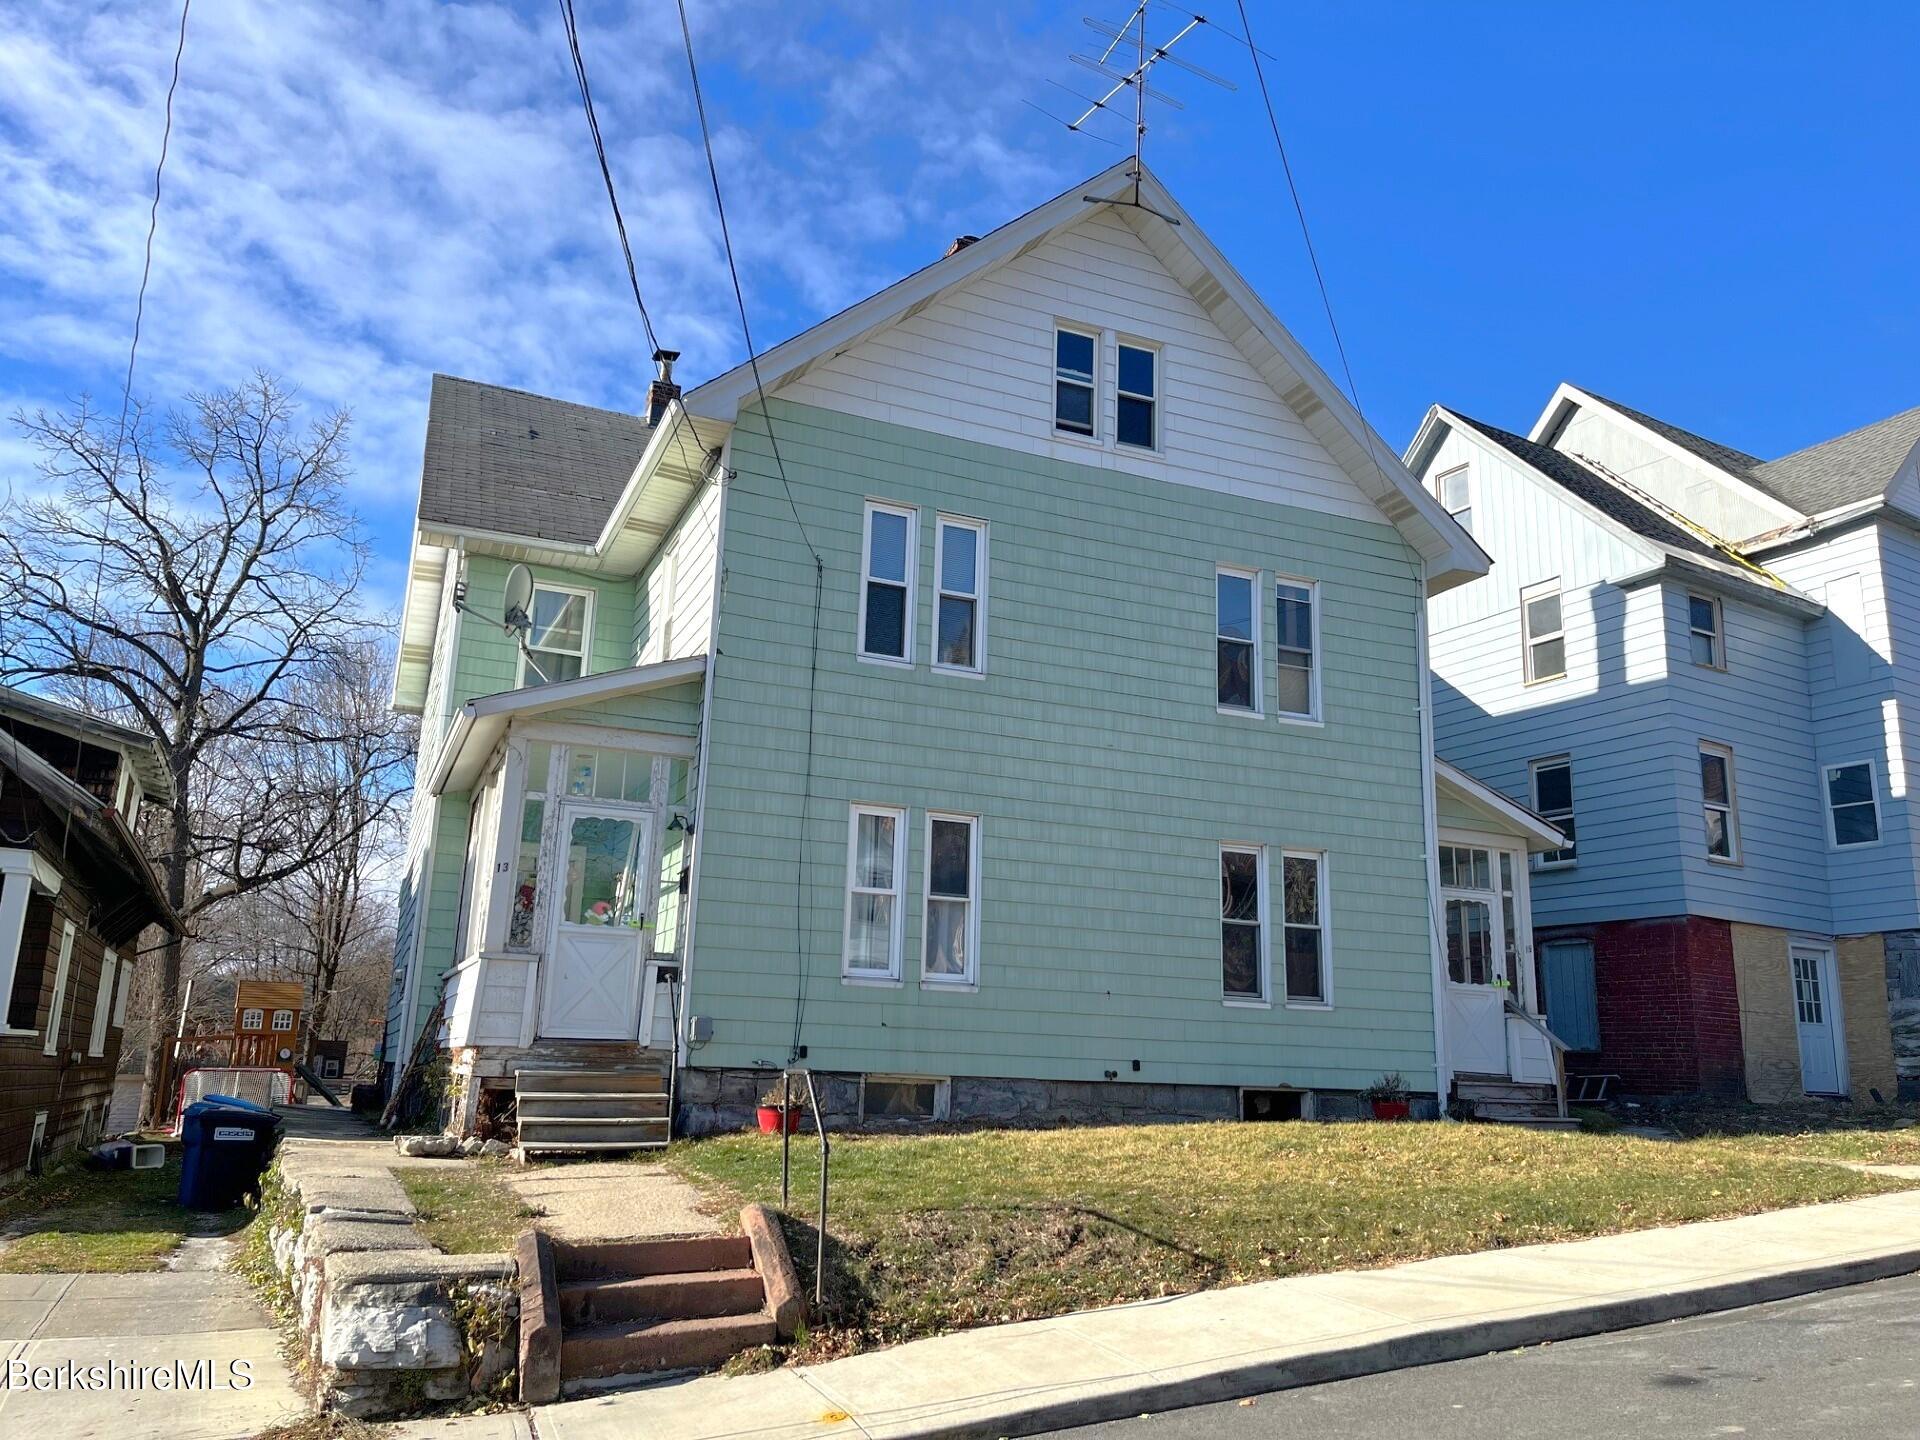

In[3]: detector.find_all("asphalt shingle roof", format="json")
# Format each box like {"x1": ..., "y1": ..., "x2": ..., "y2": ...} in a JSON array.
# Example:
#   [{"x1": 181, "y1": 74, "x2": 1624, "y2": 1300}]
[
  {"x1": 1749, "y1": 405, "x2": 1920, "y2": 516},
  {"x1": 1448, "y1": 411, "x2": 1721, "y2": 560},
  {"x1": 417, "y1": 374, "x2": 654, "y2": 547}
]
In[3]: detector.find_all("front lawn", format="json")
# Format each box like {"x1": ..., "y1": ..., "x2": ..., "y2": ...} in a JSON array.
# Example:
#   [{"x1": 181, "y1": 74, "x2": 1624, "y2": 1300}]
[
  {"x1": 396, "y1": 1163, "x2": 542, "y2": 1253},
  {"x1": 1654, "y1": 1096, "x2": 1920, "y2": 1164},
  {"x1": 0, "y1": 1144, "x2": 249, "y2": 1272},
  {"x1": 670, "y1": 1119, "x2": 1915, "y2": 1359}
]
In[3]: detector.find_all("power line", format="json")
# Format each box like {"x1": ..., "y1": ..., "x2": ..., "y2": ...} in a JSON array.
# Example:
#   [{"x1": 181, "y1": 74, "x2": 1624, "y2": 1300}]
[
  {"x1": 1231, "y1": 0, "x2": 1394, "y2": 488},
  {"x1": 116, "y1": 0, "x2": 191, "y2": 451},
  {"x1": 673, "y1": 0, "x2": 826, "y2": 1065}
]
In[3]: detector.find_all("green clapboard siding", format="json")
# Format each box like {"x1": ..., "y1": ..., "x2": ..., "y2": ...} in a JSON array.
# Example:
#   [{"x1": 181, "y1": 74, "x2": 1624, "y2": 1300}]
[
  {"x1": 1436, "y1": 787, "x2": 1493, "y2": 832},
  {"x1": 691, "y1": 399, "x2": 1437, "y2": 1092}
]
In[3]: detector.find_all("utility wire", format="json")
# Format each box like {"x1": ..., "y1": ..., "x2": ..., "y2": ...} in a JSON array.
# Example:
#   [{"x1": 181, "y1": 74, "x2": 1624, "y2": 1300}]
[
  {"x1": 116, "y1": 0, "x2": 191, "y2": 452},
  {"x1": 1231, "y1": 0, "x2": 1394, "y2": 488},
  {"x1": 674, "y1": 0, "x2": 826, "y2": 1064}
]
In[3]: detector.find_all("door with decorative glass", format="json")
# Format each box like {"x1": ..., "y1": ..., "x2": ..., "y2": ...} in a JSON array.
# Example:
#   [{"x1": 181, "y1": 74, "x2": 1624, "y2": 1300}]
[
  {"x1": 1790, "y1": 942, "x2": 1845, "y2": 1096},
  {"x1": 1439, "y1": 842, "x2": 1516, "y2": 1076},
  {"x1": 539, "y1": 802, "x2": 653, "y2": 1040}
]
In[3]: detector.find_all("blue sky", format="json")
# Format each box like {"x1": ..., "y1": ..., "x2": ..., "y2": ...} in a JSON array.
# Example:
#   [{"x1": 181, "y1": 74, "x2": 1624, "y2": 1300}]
[{"x1": 3, "y1": 1, "x2": 1916, "y2": 615}]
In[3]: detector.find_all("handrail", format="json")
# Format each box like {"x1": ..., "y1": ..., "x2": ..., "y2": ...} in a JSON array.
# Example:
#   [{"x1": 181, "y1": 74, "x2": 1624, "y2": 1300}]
[
  {"x1": 776, "y1": 1066, "x2": 830, "y2": 1307},
  {"x1": 1504, "y1": 999, "x2": 1570, "y2": 1120},
  {"x1": 665, "y1": 966, "x2": 682, "y2": 1143}
]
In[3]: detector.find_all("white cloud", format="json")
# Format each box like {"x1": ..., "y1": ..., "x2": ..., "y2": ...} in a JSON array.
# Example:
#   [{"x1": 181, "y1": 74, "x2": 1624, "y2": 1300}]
[{"x1": 0, "y1": 0, "x2": 1082, "y2": 542}]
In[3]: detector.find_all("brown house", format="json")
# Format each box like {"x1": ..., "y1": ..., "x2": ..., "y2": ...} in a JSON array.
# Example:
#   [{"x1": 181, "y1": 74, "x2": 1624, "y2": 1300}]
[{"x1": 0, "y1": 687, "x2": 178, "y2": 1186}]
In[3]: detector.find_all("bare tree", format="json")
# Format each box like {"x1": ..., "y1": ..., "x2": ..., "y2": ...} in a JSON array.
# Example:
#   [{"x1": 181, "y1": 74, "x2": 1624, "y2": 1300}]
[{"x1": 0, "y1": 373, "x2": 384, "y2": 1123}]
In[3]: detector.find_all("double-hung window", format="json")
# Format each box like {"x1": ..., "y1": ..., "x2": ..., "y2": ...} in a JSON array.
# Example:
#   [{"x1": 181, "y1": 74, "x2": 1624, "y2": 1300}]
[
  {"x1": 522, "y1": 583, "x2": 591, "y2": 686},
  {"x1": 1274, "y1": 578, "x2": 1318, "y2": 720},
  {"x1": 933, "y1": 516, "x2": 986, "y2": 673},
  {"x1": 844, "y1": 805, "x2": 907, "y2": 980},
  {"x1": 1433, "y1": 465, "x2": 1471, "y2": 531},
  {"x1": 42, "y1": 921, "x2": 74, "y2": 1056},
  {"x1": 1220, "y1": 845, "x2": 1267, "y2": 1002},
  {"x1": 1054, "y1": 327, "x2": 1096, "y2": 437},
  {"x1": 1216, "y1": 568, "x2": 1259, "y2": 713},
  {"x1": 1699, "y1": 741, "x2": 1739, "y2": 862},
  {"x1": 88, "y1": 950, "x2": 117, "y2": 1058},
  {"x1": 1825, "y1": 760, "x2": 1881, "y2": 847},
  {"x1": 923, "y1": 813, "x2": 980, "y2": 985},
  {"x1": 1521, "y1": 579, "x2": 1566, "y2": 683},
  {"x1": 1281, "y1": 851, "x2": 1328, "y2": 1004},
  {"x1": 859, "y1": 502, "x2": 916, "y2": 663},
  {"x1": 1530, "y1": 756, "x2": 1577, "y2": 867},
  {"x1": 1688, "y1": 594, "x2": 1724, "y2": 668},
  {"x1": 1116, "y1": 343, "x2": 1156, "y2": 449}
]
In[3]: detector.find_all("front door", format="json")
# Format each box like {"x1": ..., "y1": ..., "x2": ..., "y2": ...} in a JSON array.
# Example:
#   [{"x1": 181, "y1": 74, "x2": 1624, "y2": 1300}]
[
  {"x1": 1440, "y1": 844, "x2": 1509, "y2": 1076},
  {"x1": 539, "y1": 802, "x2": 652, "y2": 1040},
  {"x1": 1790, "y1": 943, "x2": 1846, "y2": 1096}
]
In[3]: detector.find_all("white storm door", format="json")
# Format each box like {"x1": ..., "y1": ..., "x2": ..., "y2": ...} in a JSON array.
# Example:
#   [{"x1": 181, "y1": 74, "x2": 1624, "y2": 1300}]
[
  {"x1": 1790, "y1": 943, "x2": 1845, "y2": 1096},
  {"x1": 539, "y1": 803, "x2": 652, "y2": 1040},
  {"x1": 1440, "y1": 844, "x2": 1509, "y2": 1076}
]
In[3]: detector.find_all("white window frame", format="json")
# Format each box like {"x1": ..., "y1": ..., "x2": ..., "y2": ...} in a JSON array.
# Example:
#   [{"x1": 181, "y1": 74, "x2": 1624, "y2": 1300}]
[
  {"x1": 1521, "y1": 578, "x2": 1567, "y2": 684},
  {"x1": 1220, "y1": 843, "x2": 1271, "y2": 1007},
  {"x1": 1273, "y1": 575, "x2": 1321, "y2": 724},
  {"x1": 857, "y1": 501, "x2": 918, "y2": 667},
  {"x1": 112, "y1": 948, "x2": 131, "y2": 1026},
  {"x1": 1822, "y1": 758, "x2": 1884, "y2": 849},
  {"x1": 42, "y1": 919, "x2": 75, "y2": 1056},
  {"x1": 859, "y1": 1074, "x2": 951, "y2": 1121},
  {"x1": 518, "y1": 580, "x2": 595, "y2": 687},
  {"x1": 27, "y1": 1110, "x2": 48, "y2": 1174},
  {"x1": 0, "y1": 853, "x2": 55, "y2": 1038},
  {"x1": 921, "y1": 811, "x2": 981, "y2": 987},
  {"x1": 1687, "y1": 593, "x2": 1725, "y2": 670},
  {"x1": 1280, "y1": 849, "x2": 1332, "y2": 1008},
  {"x1": 843, "y1": 803, "x2": 908, "y2": 983},
  {"x1": 1699, "y1": 740, "x2": 1741, "y2": 864},
  {"x1": 271, "y1": 1008, "x2": 295, "y2": 1033},
  {"x1": 241, "y1": 1007, "x2": 265, "y2": 1032},
  {"x1": 1053, "y1": 324, "x2": 1099, "y2": 439},
  {"x1": 931, "y1": 514, "x2": 987, "y2": 677},
  {"x1": 1530, "y1": 755, "x2": 1577, "y2": 869},
  {"x1": 88, "y1": 949, "x2": 117, "y2": 1057},
  {"x1": 1114, "y1": 338, "x2": 1159, "y2": 452},
  {"x1": 1216, "y1": 566, "x2": 1261, "y2": 716},
  {"x1": 1433, "y1": 464, "x2": 1471, "y2": 531}
]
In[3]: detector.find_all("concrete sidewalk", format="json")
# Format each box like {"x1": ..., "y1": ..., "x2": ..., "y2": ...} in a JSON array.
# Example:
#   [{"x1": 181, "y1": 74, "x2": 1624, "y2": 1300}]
[{"x1": 534, "y1": 1188, "x2": 1920, "y2": 1440}]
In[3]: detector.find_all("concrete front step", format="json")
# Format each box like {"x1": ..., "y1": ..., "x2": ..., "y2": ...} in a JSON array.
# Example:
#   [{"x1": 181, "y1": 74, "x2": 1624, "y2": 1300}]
[
  {"x1": 556, "y1": 1235, "x2": 755, "y2": 1283},
  {"x1": 560, "y1": 1312, "x2": 779, "y2": 1381},
  {"x1": 560, "y1": 1268, "x2": 766, "y2": 1326}
]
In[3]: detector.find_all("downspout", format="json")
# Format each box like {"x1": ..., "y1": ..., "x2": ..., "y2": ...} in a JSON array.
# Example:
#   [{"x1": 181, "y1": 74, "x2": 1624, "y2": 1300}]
[
  {"x1": 678, "y1": 445, "x2": 732, "y2": 1067},
  {"x1": 1416, "y1": 568, "x2": 1454, "y2": 1110}
]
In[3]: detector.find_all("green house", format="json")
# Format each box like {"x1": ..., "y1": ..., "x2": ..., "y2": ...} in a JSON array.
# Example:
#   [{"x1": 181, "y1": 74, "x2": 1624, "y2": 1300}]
[{"x1": 383, "y1": 161, "x2": 1549, "y2": 1145}]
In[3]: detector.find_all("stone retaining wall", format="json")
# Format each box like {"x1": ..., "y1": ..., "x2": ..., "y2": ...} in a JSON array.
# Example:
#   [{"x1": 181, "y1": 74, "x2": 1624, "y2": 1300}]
[{"x1": 260, "y1": 1146, "x2": 518, "y2": 1416}]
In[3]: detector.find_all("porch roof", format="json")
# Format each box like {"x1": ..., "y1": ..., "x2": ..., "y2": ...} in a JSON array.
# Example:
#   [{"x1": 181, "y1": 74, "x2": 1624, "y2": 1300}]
[
  {"x1": 428, "y1": 655, "x2": 708, "y2": 797},
  {"x1": 1435, "y1": 758, "x2": 1567, "y2": 853}
]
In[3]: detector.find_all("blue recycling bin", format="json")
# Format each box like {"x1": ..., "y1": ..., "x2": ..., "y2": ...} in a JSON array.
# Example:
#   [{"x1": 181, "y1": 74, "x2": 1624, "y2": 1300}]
[{"x1": 177, "y1": 1100, "x2": 282, "y2": 1210}]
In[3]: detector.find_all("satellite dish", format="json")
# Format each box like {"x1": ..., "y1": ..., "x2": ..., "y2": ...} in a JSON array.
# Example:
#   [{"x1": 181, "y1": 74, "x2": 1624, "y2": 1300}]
[{"x1": 502, "y1": 564, "x2": 535, "y2": 637}]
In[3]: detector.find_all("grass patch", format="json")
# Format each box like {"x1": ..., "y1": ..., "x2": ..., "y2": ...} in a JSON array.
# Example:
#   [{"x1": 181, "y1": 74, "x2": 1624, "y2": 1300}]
[
  {"x1": 0, "y1": 1145, "x2": 248, "y2": 1273},
  {"x1": 398, "y1": 1163, "x2": 542, "y2": 1254},
  {"x1": 669, "y1": 1119, "x2": 1916, "y2": 1359},
  {"x1": 1652, "y1": 1097, "x2": 1920, "y2": 1164}
]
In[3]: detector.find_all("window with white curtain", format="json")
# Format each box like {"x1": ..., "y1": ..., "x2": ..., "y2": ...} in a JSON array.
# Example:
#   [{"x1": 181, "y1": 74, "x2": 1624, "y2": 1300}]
[{"x1": 844, "y1": 805, "x2": 907, "y2": 980}]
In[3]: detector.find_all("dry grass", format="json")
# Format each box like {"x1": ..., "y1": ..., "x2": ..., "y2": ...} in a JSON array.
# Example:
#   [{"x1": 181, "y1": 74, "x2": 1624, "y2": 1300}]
[
  {"x1": 0, "y1": 1145, "x2": 248, "y2": 1273},
  {"x1": 396, "y1": 1163, "x2": 542, "y2": 1254},
  {"x1": 1652, "y1": 1096, "x2": 1920, "y2": 1164},
  {"x1": 671, "y1": 1119, "x2": 1915, "y2": 1360}
]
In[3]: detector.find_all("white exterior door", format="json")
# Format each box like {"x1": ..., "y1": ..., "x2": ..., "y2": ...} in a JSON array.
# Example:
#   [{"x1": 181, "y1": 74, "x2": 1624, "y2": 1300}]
[
  {"x1": 539, "y1": 802, "x2": 652, "y2": 1040},
  {"x1": 1440, "y1": 843, "x2": 1514, "y2": 1077},
  {"x1": 1791, "y1": 943, "x2": 1845, "y2": 1096}
]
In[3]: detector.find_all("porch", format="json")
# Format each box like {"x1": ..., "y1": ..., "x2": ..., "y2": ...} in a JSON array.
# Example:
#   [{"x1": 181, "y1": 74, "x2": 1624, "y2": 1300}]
[{"x1": 427, "y1": 659, "x2": 704, "y2": 1145}]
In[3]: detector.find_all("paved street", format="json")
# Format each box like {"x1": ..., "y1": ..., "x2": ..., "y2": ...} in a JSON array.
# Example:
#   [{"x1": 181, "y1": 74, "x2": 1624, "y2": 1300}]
[{"x1": 1051, "y1": 1272, "x2": 1920, "y2": 1439}]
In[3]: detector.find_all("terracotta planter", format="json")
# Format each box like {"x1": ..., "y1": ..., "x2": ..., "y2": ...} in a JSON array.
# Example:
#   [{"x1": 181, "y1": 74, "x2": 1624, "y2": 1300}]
[
  {"x1": 1371, "y1": 1099, "x2": 1411, "y2": 1121},
  {"x1": 757, "y1": 1104, "x2": 803, "y2": 1135}
]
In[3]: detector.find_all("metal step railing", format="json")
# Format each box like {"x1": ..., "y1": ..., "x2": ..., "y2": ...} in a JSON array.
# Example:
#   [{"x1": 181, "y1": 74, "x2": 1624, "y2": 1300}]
[{"x1": 777, "y1": 1068, "x2": 830, "y2": 1308}]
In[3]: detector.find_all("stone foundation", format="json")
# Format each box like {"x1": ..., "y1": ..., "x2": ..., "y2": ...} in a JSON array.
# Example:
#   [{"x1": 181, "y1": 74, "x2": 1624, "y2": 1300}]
[
  {"x1": 260, "y1": 1148, "x2": 518, "y2": 1416},
  {"x1": 675, "y1": 1067, "x2": 1431, "y2": 1134}
]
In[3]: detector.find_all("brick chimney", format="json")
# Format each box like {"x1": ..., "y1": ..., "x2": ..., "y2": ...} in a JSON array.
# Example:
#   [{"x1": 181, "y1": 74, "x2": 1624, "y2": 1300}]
[
  {"x1": 943, "y1": 234, "x2": 979, "y2": 258},
  {"x1": 646, "y1": 349, "x2": 682, "y2": 425}
]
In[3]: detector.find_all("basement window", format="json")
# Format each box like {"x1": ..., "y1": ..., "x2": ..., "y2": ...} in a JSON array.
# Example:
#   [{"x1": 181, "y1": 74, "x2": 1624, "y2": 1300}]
[
  {"x1": 1240, "y1": 1088, "x2": 1306, "y2": 1123},
  {"x1": 861, "y1": 1075, "x2": 948, "y2": 1121}
]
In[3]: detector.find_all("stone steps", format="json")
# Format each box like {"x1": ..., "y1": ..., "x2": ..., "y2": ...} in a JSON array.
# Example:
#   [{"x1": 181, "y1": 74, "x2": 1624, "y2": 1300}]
[
  {"x1": 559, "y1": 1268, "x2": 766, "y2": 1325},
  {"x1": 560, "y1": 1313, "x2": 779, "y2": 1383}
]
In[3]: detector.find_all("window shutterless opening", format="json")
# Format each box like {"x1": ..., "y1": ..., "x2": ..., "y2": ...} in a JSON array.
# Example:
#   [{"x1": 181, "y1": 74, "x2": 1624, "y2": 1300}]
[
  {"x1": 1220, "y1": 844, "x2": 1268, "y2": 1003},
  {"x1": 844, "y1": 804, "x2": 908, "y2": 980},
  {"x1": 862, "y1": 1075, "x2": 948, "y2": 1121},
  {"x1": 1054, "y1": 327, "x2": 1096, "y2": 437},
  {"x1": 1116, "y1": 342, "x2": 1156, "y2": 449},
  {"x1": 1521, "y1": 579, "x2": 1566, "y2": 683},
  {"x1": 1688, "y1": 593, "x2": 1724, "y2": 669},
  {"x1": 933, "y1": 516, "x2": 986, "y2": 673},
  {"x1": 1824, "y1": 760, "x2": 1881, "y2": 847},
  {"x1": 1216, "y1": 568, "x2": 1259, "y2": 712},
  {"x1": 1433, "y1": 464, "x2": 1471, "y2": 532},
  {"x1": 1240, "y1": 1088, "x2": 1306, "y2": 1122},
  {"x1": 1530, "y1": 756, "x2": 1576, "y2": 867},
  {"x1": 922, "y1": 813, "x2": 980, "y2": 985},
  {"x1": 1699, "y1": 741, "x2": 1739, "y2": 862},
  {"x1": 859, "y1": 502, "x2": 916, "y2": 663},
  {"x1": 521, "y1": 583, "x2": 593, "y2": 686},
  {"x1": 1274, "y1": 577, "x2": 1318, "y2": 720}
]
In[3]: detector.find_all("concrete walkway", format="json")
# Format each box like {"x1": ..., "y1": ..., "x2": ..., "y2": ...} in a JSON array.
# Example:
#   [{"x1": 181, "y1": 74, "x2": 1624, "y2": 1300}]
[
  {"x1": 503, "y1": 1160, "x2": 718, "y2": 1242},
  {"x1": 0, "y1": 1269, "x2": 306, "y2": 1440},
  {"x1": 533, "y1": 1188, "x2": 1920, "y2": 1440}
]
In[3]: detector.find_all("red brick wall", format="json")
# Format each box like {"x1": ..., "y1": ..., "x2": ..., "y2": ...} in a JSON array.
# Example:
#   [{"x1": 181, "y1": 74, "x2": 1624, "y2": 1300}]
[{"x1": 1538, "y1": 915, "x2": 1745, "y2": 1097}]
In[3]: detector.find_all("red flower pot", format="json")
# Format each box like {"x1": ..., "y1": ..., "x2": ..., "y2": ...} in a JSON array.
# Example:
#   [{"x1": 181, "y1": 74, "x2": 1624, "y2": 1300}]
[
  {"x1": 1371, "y1": 1100, "x2": 1411, "y2": 1121},
  {"x1": 757, "y1": 1105, "x2": 802, "y2": 1135}
]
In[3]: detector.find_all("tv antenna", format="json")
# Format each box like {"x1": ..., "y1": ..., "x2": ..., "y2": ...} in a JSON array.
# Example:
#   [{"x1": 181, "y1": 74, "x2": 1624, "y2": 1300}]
[{"x1": 1028, "y1": 3, "x2": 1235, "y2": 226}]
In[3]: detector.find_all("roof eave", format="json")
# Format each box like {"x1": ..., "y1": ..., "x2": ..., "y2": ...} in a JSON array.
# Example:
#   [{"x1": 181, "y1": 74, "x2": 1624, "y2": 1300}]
[
  {"x1": 1612, "y1": 554, "x2": 1824, "y2": 618},
  {"x1": 1434, "y1": 757, "x2": 1568, "y2": 852}
]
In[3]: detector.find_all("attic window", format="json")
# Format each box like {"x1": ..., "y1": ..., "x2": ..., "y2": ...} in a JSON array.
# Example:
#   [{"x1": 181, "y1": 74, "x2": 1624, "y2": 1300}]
[
  {"x1": 1054, "y1": 328, "x2": 1096, "y2": 437},
  {"x1": 1434, "y1": 465, "x2": 1471, "y2": 531},
  {"x1": 1116, "y1": 343, "x2": 1156, "y2": 449}
]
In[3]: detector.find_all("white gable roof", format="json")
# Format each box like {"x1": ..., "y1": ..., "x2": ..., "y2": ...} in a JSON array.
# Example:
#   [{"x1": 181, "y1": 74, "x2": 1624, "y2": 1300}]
[{"x1": 684, "y1": 161, "x2": 1487, "y2": 594}]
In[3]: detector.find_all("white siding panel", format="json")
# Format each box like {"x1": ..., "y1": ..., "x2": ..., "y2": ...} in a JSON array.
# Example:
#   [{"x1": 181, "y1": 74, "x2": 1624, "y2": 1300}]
[
  {"x1": 1553, "y1": 405, "x2": 1793, "y2": 542},
  {"x1": 634, "y1": 479, "x2": 721, "y2": 665},
  {"x1": 775, "y1": 210, "x2": 1383, "y2": 527}
]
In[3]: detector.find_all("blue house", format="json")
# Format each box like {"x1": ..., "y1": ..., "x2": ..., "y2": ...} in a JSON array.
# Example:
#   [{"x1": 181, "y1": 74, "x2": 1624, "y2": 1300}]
[{"x1": 1407, "y1": 384, "x2": 1920, "y2": 1101}]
